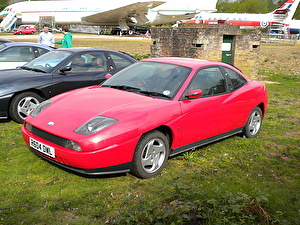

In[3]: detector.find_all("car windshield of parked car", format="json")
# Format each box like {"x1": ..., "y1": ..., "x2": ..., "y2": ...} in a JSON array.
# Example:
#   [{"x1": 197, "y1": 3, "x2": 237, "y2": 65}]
[
  {"x1": 102, "y1": 61, "x2": 191, "y2": 99},
  {"x1": 23, "y1": 50, "x2": 72, "y2": 73},
  {"x1": 0, "y1": 44, "x2": 6, "y2": 50}
]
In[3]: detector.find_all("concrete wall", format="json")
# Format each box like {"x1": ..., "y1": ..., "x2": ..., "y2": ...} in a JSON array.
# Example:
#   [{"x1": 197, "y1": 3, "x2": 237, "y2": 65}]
[{"x1": 150, "y1": 24, "x2": 261, "y2": 79}]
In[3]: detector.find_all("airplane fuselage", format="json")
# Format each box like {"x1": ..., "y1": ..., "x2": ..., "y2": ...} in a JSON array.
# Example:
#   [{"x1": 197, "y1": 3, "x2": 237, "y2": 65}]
[
  {"x1": 0, "y1": 0, "x2": 218, "y2": 28},
  {"x1": 182, "y1": 0, "x2": 299, "y2": 29},
  {"x1": 184, "y1": 12, "x2": 285, "y2": 28}
]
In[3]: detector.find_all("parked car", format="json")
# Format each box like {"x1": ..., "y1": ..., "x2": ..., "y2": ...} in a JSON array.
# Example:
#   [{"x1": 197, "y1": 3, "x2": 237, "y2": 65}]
[
  {"x1": 0, "y1": 38, "x2": 13, "y2": 44},
  {"x1": 0, "y1": 47, "x2": 137, "y2": 123},
  {"x1": 22, "y1": 58, "x2": 268, "y2": 179},
  {"x1": 0, "y1": 42, "x2": 54, "y2": 70},
  {"x1": 13, "y1": 25, "x2": 37, "y2": 35}
]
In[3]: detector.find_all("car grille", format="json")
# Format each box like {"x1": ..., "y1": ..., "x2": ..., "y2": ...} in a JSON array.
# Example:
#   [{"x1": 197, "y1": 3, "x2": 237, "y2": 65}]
[{"x1": 27, "y1": 123, "x2": 68, "y2": 148}]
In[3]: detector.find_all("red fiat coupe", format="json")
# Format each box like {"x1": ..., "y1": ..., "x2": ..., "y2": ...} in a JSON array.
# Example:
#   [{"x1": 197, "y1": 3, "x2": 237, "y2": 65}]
[{"x1": 22, "y1": 58, "x2": 268, "y2": 179}]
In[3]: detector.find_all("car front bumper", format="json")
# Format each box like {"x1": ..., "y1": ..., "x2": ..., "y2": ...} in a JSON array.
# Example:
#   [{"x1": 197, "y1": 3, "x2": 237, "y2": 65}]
[{"x1": 21, "y1": 125, "x2": 138, "y2": 176}]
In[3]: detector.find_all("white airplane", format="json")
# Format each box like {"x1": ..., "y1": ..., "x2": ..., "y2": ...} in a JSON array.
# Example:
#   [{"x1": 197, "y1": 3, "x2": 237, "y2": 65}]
[
  {"x1": 0, "y1": 0, "x2": 218, "y2": 32},
  {"x1": 289, "y1": 19, "x2": 300, "y2": 34},
  {"x1": 182, "y1": 0, "x2": 299, "y2": 29}
]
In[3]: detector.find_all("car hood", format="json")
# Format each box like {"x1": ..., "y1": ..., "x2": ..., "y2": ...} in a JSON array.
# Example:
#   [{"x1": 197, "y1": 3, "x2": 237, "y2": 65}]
[
  {"x1": 0, "y1": 69, "x2": 46, "y2": 81},
  {"x1": 27, "y1": 86, "x2": 181, "y2": 140},
  {"x1": 0, "y1": 69, "x2": 50, "y2": 95}
]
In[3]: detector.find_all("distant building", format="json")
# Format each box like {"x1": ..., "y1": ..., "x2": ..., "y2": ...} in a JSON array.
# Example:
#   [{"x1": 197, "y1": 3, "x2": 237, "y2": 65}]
[{"x1": 151, "y1": 24, "x2": 261, "y2": 79}]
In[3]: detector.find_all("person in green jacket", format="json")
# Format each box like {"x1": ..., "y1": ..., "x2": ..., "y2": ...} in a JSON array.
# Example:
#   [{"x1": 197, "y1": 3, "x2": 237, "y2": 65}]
[{"x1": 55, "y1": 26, "x2": 72, "y2": 48}]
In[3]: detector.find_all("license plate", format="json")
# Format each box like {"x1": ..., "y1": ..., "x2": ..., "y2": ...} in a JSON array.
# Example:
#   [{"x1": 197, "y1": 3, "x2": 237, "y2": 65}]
[{"x1": 30, "y1": 137, "x2": 55, "y2": 158}]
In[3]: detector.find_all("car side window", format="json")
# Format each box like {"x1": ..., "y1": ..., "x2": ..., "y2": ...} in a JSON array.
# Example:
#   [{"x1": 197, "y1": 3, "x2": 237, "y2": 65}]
[
  {"x1": 69, "y1": 55, "x2": 87, "y2": 72},
  {"x1": 223, "y1": 67, "x2": 247, "y2": 90},
  {"x1": 86, "y1": 52, "x2": 107, "y2": 72},
  {"x1": 0, "y1": 46, "x2": 34, "y2": 62},
  {"x1": 36, "y1": 47, "x2": 49, "y2": 57},
  {"x1": 109, "y1": 53, "x2": 133, "y2": 70},
  {"x1": 187, "y1": 67, "x2": 226, "y2": 97}
]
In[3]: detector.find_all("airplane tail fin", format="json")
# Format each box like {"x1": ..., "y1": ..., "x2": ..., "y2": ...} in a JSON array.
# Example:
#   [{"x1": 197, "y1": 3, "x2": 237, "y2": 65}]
[{"x1": 272, "y1": 0, "x2": 299, "y2": 22}]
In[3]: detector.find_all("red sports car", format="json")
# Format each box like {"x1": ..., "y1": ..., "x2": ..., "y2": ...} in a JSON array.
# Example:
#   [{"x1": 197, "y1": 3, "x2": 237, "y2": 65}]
[{"x1": 22, "y1": 58, "x2": 268, "y2": 179}]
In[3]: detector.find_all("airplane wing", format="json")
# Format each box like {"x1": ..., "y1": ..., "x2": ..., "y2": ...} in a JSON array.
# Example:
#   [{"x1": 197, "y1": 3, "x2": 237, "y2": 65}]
[
  {"x1": 82, "y1": 1, "x2": 165, "y2": 29},
  {"x1": 151, "y1": 11, "x2": 199, "y2": 25}
]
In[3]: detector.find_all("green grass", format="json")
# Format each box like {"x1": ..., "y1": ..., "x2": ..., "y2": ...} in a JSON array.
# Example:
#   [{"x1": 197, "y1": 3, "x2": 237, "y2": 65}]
[{"x1": 0, "y1": 37, "x2": 299, "y2": 224}]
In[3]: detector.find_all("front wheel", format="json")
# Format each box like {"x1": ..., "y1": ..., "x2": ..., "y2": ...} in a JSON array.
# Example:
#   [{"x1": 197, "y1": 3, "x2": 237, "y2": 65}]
[
  {"x1": 9, "y1": 92, "x2": 44, "y2": 123},
  {"x1": 241, "y1": 106, "x2": 263, "y2": 138},
  {"x1": 130, "y1": 131, "x2": 169, "y2": 179}
]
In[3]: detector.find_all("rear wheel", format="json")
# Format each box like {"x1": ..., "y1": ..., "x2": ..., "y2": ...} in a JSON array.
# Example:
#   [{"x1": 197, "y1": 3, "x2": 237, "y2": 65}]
[
  {"x1": 9, "y1": 92, "x2": 44, "y2": 123},
  {"x1": 130, "y1": 130, "x2": 169, "y2": 179},
  {"x1": 241, "y1": 106, "x2": 262, "y2": 138}
]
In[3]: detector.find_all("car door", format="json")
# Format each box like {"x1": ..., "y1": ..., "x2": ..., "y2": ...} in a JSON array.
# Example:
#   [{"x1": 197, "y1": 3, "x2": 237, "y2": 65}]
[
  {"x1": 179, "y1": 66, "x2": 238, "y2": 147},
  {"x1": 51, "y1": 52, "x2": 110, "y2": 96}
]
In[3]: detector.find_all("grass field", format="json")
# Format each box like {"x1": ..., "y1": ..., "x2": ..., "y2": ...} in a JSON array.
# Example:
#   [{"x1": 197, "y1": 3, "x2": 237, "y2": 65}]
[{"x1": 0, "y1": 34, "x2": 299, "y2": 224}]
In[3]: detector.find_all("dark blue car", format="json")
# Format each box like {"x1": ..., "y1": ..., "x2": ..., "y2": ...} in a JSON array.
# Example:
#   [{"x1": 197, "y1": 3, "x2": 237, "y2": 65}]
[{"x1": 0, "y1": 47, "x2": 137, "y2": 123}]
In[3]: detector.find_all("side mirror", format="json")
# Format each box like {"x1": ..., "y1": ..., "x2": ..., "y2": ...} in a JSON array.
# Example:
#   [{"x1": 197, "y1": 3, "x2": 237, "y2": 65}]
[
  {"x1": 59, "y1": 66, "x2": 72, "y2": 74},
  {"x1": 185, "y1": 89, "x2": 203, "y2": 99},
  {"x1": 105, "y1": 73, "x2": 113, "y2": 79}
]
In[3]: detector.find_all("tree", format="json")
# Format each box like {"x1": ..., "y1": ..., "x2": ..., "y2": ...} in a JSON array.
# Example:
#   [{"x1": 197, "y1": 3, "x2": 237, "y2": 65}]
[
  {"x1": 217, "y1": 0, "x2": 300, "y2": 19},
  {"x1": 0, "y1": 0, "x2": 10, "y2": 12},
  {"x1": 217, "y1": 0, "x2": 276, "y2": 13}
]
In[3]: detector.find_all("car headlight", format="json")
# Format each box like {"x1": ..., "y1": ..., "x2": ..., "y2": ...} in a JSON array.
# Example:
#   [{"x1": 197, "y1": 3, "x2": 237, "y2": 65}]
[
  {"x1": 74, "y1": 116, "x2": 118, "y2": 135},
  {"x1": 30, "y1": 100, "x2": 52, "y2": 117}
]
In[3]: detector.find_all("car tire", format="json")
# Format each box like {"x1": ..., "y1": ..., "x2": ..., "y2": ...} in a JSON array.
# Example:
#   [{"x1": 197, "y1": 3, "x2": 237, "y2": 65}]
[
  {"x1": 9, "y1": 92, "x2": 44, "y2": 124},
  {"x1": 130, "y1": 130, "x2": 169, "y2": 179},
  {"x1": 241, "y1": 106, "x2": 263, "y2": 138}
]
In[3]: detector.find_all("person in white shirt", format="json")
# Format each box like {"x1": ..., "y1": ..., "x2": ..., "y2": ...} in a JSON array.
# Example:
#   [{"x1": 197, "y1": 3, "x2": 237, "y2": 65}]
[{"x1": 37, "y1": 25, "x2": 54, "y2": 47}]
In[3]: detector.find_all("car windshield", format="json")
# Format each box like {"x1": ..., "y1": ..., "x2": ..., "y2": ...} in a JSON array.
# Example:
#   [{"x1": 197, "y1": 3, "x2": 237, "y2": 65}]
[
  {"x1": 24, "y1": 50, "x2": 72, "y2": 73},
  {"x1": 102, "y1": 61, "x2": 191, "y2": 99}
]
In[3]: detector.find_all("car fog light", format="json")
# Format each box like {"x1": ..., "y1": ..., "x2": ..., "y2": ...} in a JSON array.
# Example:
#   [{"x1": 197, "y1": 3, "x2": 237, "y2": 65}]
[{"x1": 64, "y1": 140, "x2": 82, "y2": 151}]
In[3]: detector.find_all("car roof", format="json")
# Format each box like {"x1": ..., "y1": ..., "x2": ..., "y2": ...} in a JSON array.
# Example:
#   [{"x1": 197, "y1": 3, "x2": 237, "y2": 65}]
[
  {"x1": 0, "y1": 42, "x2": 54, "y2": 49},
  {"x1": 0, "y1": 38, "x2": 13, "y2": 43},
  {"x1": 51, "y1": 47, "x2": 137, "y2": 60},
  {"x1": 53, "y1": 47, "x2": 125, "y2": 53},
  {"x1": 142, "y1": 57, "x2": 230, "y2": 69}
]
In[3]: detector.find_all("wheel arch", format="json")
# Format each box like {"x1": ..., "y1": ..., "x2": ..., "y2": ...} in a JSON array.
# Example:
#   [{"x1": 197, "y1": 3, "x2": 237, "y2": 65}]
[
  {"x1": 8, "y1": 89, "x2": 47, "y2": 113},
  {"x1": 257, "y1": 102, "x2": 266, "y2": 118},
  {"x1": 141, "y1": 125, "x2": 173, "y2": 148}
]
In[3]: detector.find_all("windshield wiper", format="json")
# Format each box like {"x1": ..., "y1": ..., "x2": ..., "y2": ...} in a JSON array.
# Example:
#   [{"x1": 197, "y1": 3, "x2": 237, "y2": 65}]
[
  {"x1": 138, "y1": 90, "x2": 171, "y2": 99},
  {"x1": 102, "y1": 85, "x2": 171, "y2": 99},
  {"x1": 20, "y1": 66, "x2": 46, "y2": 73},
  {"x1": 20, "y1": 66, "x2": 32, "y2": 71},
  {"x1": 31, "y1": 68, "x2": 47, "y2": 73},
  {"x1": 103, "y1": 85, "x2": 141, "y2": 91}
]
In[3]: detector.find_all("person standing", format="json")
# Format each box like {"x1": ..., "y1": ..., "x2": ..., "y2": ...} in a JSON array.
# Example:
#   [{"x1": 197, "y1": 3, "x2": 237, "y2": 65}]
[
  {"x1": 37, "y1": 24, "x2": 54, "y2": 47},
  {"x1": 55, "y1": 26, "x2": 73, "y2": 48}
]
